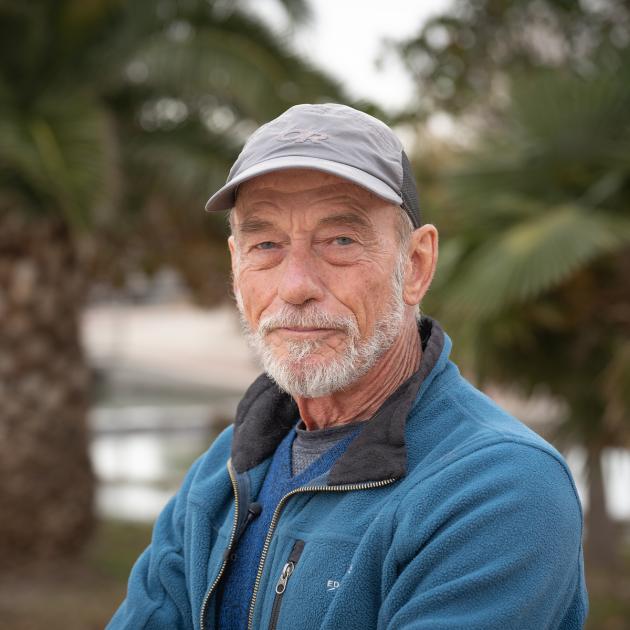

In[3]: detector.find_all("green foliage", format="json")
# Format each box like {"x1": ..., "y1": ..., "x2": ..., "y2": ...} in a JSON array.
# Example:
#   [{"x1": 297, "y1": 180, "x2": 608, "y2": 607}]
[
  {"x1": 424, "y1": 61, "x2": 630, "y2": 447},
  {"x1": 0, "y1": 0, "x2": 348, "y2": 300},
  {"x1": 0, "y1": 0, "x2": 345, "y2": 234},
  {"x1": 0, "y1": 92, "x2": 111, "y2": 227},
  {"x1": 437, "y1": 202, "x2": 628, "y2": 318}
]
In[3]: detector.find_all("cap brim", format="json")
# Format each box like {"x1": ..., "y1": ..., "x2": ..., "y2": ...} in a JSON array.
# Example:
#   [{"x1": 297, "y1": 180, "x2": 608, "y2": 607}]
[{"x1": 204, "y1": 156, "x2": 402, "y2": 212}]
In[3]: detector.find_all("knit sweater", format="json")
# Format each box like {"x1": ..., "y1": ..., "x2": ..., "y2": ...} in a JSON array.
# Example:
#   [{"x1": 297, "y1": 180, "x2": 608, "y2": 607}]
[{"x1": 291, "y1": 419, "x2": 368, "y2": 475}]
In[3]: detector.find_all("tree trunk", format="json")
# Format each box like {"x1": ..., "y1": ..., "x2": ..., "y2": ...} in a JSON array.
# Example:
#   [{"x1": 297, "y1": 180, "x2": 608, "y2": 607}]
[
  {"x1": 585, "y1": 443, "x2": 620, "y2": 571},
  {"x1": 0, "y1": 211, "x2": 94, "y2": 567}
]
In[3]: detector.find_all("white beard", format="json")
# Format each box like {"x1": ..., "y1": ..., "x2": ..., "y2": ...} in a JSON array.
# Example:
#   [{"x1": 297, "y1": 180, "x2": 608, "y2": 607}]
[{"x1": 235, "y1": 254, "x2": 407, "y2": 399}]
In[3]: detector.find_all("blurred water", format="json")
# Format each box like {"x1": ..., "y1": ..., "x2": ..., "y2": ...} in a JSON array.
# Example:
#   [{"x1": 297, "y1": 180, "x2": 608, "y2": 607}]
[
  {"x1": 90, "y1": 402, "x2": 229, "y2": 521},
  {"x1": 90, "y1": 404, "x2": 630, "y2": 523},
  {"x1": 565, "y1": 447, "x2": 630, "y2": 521}
]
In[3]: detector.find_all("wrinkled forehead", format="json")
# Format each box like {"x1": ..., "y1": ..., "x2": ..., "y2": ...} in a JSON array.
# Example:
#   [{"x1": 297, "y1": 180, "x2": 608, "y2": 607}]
[{"x1": 234, "y1": 168, "x2": 393, "y2": 216}]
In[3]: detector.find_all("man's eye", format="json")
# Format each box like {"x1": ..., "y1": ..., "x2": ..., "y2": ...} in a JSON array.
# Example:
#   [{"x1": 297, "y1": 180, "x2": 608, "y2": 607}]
[
  {"x1": 255, "y1": 241, "x2": 277, "y2": 250},
  {"x1": 334, "y1": 236, "x2": 355, "y2": 246}
]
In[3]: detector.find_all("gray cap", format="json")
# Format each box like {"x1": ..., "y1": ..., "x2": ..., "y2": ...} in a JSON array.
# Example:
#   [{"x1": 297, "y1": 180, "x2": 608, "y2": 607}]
[{"x1": 204, "y1": 103, "x2": 421, "y2": 228}]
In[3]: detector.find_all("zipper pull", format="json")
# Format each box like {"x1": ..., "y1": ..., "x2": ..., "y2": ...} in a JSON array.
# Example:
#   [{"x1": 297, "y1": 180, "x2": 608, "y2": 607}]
[
  {"x1": 246, "y1": 502, "x2": 262, "y2": 522},
  {"x1": 274, "y1": 561, "x2": 295, "y2": 594}
]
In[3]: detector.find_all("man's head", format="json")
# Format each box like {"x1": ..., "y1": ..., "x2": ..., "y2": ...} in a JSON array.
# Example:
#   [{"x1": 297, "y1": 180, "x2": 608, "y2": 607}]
[{"x1": 205, "y1": 104, "x2": 438, "y2": 398}]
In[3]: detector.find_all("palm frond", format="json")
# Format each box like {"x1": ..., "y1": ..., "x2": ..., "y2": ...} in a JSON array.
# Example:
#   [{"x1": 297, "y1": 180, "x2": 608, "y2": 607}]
[
  {"x1": 440, "y1": 204, "x2": 630, "y2": 318},
  {"x1": 125, "y1": 14, "x2": 342, "y2": 120},
  {"x1": 0, "y1": 92, "x2": 110, "y2": 227}
]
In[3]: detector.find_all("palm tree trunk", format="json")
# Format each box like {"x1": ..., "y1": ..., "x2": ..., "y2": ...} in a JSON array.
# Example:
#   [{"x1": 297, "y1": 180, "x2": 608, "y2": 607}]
[
  {"x1": 0, "y1": 211, "x2": 95, "y2": 567},
  {"x1": 585, "y1": 443, "x2": 619, "y2": 571}
]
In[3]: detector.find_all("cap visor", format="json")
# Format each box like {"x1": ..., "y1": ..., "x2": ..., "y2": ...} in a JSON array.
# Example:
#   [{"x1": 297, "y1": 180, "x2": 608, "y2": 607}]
[{"x1": 204, "y1": 156, "x2": 402, "y2": 212}]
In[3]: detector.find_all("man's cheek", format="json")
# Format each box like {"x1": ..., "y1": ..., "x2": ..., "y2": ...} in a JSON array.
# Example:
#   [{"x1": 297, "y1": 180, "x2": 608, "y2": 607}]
[{"x1": 236, "y1": 282, "x2": 263, "y2": 325}]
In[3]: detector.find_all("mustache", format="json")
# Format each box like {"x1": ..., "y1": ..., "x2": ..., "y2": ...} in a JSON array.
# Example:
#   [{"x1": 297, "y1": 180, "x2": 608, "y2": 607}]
[{"x1": 257, "y1": 306, "x2": 358, "y2": 337}]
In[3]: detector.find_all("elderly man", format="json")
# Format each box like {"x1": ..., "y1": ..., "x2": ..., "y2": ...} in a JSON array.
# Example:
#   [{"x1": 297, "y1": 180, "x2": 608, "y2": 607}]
[{"x1": 108, "y1": 104, "x2": 588, "y2": 629}]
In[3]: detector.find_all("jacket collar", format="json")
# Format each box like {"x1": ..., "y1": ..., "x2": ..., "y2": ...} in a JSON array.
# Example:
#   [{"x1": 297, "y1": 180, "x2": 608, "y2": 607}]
[{"x1": 231, "y1": 316, "x2": 445, "y2": 485}]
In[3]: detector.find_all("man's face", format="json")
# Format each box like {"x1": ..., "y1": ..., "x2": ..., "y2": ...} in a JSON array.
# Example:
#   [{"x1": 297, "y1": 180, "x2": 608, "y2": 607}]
[{"x1": 229, "y1": 169, "x2": 409, "y2": 398}]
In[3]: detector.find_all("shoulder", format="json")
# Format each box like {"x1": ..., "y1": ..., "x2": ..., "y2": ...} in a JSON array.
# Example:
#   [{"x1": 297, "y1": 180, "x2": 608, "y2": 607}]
[
  {"x1": 385, "y1": 433, "x2": 587, "y2": 629},
  {"x1": 407, "y1": 365, "x2": 572, "y2": 480},
  {"x1": 402, "y1": 437, "x2": 581, "y2": 520},
  {"x1": 390, "y1": 439, "x2": 584, "y2": 602},
  {"x1": 399, "y1": 409, "x2": 583, "y2": 573},
  {"x1": 402, "y1": 369, "x2": 583, "y2": 537}
]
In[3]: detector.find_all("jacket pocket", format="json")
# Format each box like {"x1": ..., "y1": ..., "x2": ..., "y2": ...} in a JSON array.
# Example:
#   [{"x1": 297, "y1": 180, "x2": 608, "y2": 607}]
[{"x1": 268, "y1": 539, "x2": 305, "y2": 630}]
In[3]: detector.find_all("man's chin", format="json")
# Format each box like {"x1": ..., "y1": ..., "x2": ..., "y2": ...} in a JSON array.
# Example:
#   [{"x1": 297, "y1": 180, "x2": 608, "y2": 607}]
[
  {"x1": 268, "y1": 354, "x2": 331, "y2": 375},
  {"x1": 267, "y1": 338, "x2": 345, "y2": 363},
  {"x1": 262, "y1": 347, "x2": 378, "y2": 399},
  {"x1": 265, "y1": 369, "x2": 345, "y2": 399}
]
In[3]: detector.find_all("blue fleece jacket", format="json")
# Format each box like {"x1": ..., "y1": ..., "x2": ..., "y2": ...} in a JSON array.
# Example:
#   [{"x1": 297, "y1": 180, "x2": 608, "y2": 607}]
[
  {"x1": 217, "y1": 424, "x2": 362, "y2": 628},
  {"x1": 107, "y1": 320, "x2": 588, "y2": 629}
]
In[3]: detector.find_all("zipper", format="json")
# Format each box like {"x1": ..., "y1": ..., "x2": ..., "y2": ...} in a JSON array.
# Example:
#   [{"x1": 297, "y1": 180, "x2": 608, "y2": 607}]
[
  {"x1": 199, "y1": 458, "x2": 240, "y2": 630},
  {"x1": 268, "y1": 540, "x2": 305, "y2": 630},
  {"x1": 247, "y1": 477, "x2": 398, "y2": 630}
]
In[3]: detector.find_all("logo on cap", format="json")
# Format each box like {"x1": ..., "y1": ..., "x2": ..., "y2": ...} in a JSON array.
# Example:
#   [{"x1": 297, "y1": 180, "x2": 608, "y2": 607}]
[{"x1": 278, "y1": 129, "x2": 328, "y2": 144}]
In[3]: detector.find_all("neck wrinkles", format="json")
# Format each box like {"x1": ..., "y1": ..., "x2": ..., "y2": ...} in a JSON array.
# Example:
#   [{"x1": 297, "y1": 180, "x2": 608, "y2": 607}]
[{"x1": 295, "y1": 317, "x2": 421, "y2": 431}]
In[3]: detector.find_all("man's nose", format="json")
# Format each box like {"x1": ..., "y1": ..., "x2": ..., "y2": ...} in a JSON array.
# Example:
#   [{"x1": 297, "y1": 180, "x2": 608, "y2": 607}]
[{"x1": 277, "y1": 245, "x2": 325, "y2": 306}]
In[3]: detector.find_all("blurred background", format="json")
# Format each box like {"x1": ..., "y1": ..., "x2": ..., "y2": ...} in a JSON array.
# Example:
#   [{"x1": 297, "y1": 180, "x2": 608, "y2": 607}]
[{"x1": 1, "y1": 0, "x2": 629, "y2": 628}]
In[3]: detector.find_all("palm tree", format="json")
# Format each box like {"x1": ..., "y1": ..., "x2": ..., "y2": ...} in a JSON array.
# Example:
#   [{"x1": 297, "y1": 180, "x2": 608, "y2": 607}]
[
  {"x1": 0, "y1": 0, "x2": 345, "y2": 565},
  {"x1": 420, "y1": 61, "x2": 630, "y2": 568}
]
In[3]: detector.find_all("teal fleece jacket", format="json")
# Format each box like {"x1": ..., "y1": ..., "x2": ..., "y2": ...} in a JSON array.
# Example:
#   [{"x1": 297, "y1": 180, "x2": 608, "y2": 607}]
[{"x1": 107, "y1": 319, "x2": 588, "y2": 629}]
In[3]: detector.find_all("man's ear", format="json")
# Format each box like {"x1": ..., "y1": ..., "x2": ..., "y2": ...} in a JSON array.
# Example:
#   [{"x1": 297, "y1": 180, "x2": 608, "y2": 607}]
[{"x1": 403, "y1": 224, "x2": 439, "y2": 306}]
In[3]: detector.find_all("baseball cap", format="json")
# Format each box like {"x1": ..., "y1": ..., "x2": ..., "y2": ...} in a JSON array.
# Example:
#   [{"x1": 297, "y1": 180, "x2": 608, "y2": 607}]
[{"x1": 204, "y1": 103, "x2": 421, "y2": 228}]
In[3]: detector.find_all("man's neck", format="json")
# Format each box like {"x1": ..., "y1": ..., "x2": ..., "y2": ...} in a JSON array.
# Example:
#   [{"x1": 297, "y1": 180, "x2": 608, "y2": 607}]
[{"x1": 295, "y1": 317, "x2": 421, "y2": 431}]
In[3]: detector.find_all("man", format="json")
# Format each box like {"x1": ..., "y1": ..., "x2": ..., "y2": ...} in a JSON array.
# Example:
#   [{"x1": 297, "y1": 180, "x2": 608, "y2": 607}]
[{"x1": 108, "y1": 103, "x2": 588, "y2": 629}]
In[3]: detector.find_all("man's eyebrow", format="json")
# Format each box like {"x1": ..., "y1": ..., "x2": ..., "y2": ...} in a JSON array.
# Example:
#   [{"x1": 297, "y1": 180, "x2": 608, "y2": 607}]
[
  {"x1": 236, "y1": 215, "x2": 276, "y2": 234},
  {"x1": 317, "y1": 212, "x2": 373, "y2": 231},
  {"x1": 235, "y1": 210, "x2": 374, "y2": 234}
]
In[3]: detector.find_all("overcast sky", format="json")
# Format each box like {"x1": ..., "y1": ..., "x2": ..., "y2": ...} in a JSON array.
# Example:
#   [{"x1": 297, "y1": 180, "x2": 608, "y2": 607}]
[{"x1": 248, "y1": 0, "x2": 452, "y2": 110}]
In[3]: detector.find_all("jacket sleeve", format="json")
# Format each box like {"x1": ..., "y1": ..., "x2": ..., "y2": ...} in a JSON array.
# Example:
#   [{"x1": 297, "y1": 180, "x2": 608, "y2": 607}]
[
  {"x1": 106, "y1": 454, "x2": 206, "y2": 630},
  {"x1": 379, "y1": 442, "x2": 588, "y2": 629}
]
